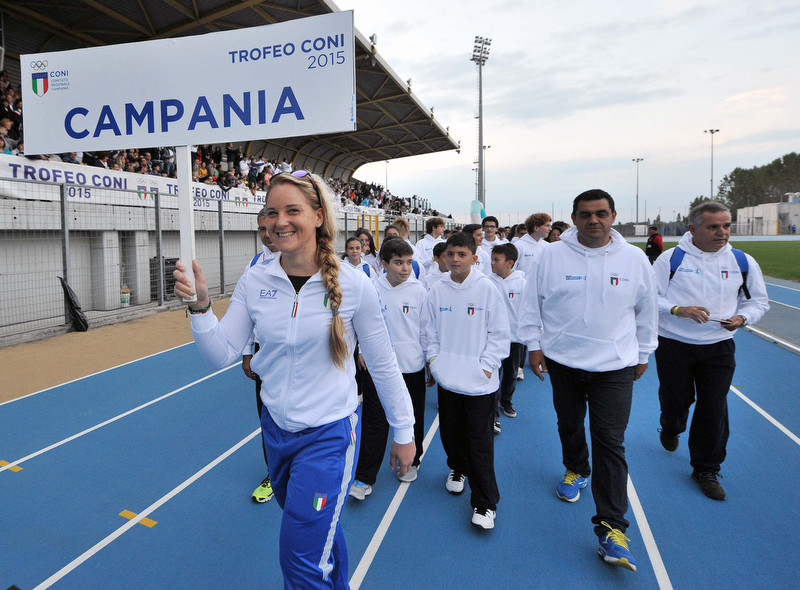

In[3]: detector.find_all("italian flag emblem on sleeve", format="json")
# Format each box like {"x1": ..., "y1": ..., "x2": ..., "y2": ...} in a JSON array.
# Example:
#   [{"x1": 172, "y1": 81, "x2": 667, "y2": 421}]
[{"x1": 313, "y1": 493, "x2": 327, "y2": 511}]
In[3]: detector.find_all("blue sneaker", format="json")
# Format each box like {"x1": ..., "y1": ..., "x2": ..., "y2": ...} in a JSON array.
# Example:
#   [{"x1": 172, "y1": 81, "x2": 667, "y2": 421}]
[
  {"x1": 556, "y1": 470, "x2": 588, "y2": 502},
  {"x1": 597, "y1": 521, "x2": 637, "y2": 571}
]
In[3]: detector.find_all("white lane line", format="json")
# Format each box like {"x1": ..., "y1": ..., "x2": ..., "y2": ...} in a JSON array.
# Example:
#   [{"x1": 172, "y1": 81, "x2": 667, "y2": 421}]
[
  {"x1": 32, "y1": 428, "x2": 261, "y2": 590},
  {"x1": 349, "y1": 414, "x2": 440, "y2": 590},
  {"x1": 628, "y1": 475, "x2": 673, "y2": 590},
  {"x1": 731, "y1": 385, "x2": 800, "y2": 447},
  {"x1": 0, "y1": 362, "x2": 239, "y2": 474},
  {"x1": 766, "y1": 282, "x2": 800, "y2": 292},
  {"x1": 745, "y1": 326, "x2": 800, "y2": 354},
  {"x1": 0, "y1": 342, "x2": 194, "y2": 407},
  {"x1": 768, "y1": 299, "x2": 800, "y2": 312}
]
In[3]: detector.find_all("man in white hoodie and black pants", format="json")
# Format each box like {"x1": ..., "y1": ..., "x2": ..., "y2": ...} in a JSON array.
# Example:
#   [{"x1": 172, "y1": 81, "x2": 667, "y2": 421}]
[
  {"x1": 653, "y1": 201, "x2": 768, "y2": 501},
  {"x1": 521, "y1": 189, "x2": 657, "y2": 572}
]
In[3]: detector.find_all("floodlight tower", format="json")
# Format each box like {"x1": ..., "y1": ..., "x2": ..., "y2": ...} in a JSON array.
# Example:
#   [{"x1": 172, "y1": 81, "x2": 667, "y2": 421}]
[
  {"x1": 704, "y1": 129, "x2": 720, "y2": 199},
  {"x1": 632, "y1": 158, "x2": 643, "y2": 223},
  {"x1": 471, "y1": 36, "x2": 491, "y2": 208}
]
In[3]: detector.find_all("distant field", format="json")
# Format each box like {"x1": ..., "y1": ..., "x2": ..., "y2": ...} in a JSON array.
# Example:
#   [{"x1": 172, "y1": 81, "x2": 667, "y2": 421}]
[{"x1": 635, "y1": 240, "x2": 800, "y2": 282}]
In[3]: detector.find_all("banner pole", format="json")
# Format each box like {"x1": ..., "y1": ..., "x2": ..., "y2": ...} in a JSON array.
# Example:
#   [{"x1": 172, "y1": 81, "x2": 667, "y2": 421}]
[{"x1": 176, "y1": 145, "x2": 197, "y2": 302}]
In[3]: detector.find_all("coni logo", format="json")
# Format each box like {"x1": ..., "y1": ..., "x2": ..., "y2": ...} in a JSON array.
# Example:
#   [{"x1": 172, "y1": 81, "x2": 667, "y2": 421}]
[{"x1": 30, "y1": 61, "x2": 50, "y2": 97}]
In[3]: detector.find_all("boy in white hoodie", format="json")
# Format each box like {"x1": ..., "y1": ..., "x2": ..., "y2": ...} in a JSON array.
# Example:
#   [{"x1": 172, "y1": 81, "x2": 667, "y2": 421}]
[
  {"x1": 349, "y1": 238, "x2": 430, "y2": 500},
  {"x1": 426, "y1": 232, "x2": 511, "y2": 530},
  {"x1": 489, "y1": 243, "x2": 527, "y2": 428},
  {"x1": 423, "y1": 242, "x2": 449, "y2": 290},
  {"x1": 520, "y1": 189, "x2": 657, "y2": 572}
]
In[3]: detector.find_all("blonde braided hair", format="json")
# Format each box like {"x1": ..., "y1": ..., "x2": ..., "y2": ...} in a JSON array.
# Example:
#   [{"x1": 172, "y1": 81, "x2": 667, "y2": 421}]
[{"x1": 267, "y1": 171, "x2": 348, "y2": 368}]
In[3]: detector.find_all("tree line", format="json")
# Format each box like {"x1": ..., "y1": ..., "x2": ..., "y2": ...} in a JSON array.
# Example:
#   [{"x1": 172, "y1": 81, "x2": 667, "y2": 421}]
[{"x1": 702, "y1": 152, "x2": 800, "y2": 218}]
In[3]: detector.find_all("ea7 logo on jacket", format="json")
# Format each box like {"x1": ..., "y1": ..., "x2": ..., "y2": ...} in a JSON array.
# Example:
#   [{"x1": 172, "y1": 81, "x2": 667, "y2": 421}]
[
  {"x1": 259, "y1": 289, "x2": 278, "y2": 299},
  {"x1": 565, "y1": 275, "x2": 585, "y2": 281},
  {"x1": 439, "y1": 306, "x2": 452, "y2": 312}
]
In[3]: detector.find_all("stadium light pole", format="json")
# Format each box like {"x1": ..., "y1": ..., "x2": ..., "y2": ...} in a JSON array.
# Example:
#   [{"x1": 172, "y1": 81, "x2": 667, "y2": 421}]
[
  {"x1": 471, "y1": 36, "x2": 491, "y2": 209},
  {"x1": 632, "y1": 157, "x2": 643, "y2": 223},
  {"x1": 704, "y1": 129, "x2": 719, "y2": 199}
]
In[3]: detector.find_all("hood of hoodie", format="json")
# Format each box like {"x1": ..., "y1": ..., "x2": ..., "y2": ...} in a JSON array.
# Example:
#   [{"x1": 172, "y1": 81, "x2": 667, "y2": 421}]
[
  {"x1": 677, "y1": 230, "x2": 732, "y2": 258},
  {"x1": 375, "y1": 273, "x2": 421, "y2": 292},
  {"x1": 558, "y1": 226, "x2": 627, "y2": 324},
  {"x1": 439, "y1": 267, "x2": 487, "y2": 290},
  {"x1": 503, "y1": 269, "x2": 526, "y2": 282}
]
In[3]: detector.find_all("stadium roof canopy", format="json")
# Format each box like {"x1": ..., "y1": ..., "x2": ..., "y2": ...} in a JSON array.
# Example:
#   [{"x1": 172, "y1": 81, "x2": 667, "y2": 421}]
[{"x1": 0, "y1": 0, "x2": 458, "y2": 180}]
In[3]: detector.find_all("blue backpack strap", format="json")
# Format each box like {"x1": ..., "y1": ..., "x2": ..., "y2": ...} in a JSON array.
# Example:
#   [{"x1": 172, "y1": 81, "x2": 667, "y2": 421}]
[
  {"x1": 411, "y1": 259, "x2": 420, "y2": 279},
  {"x1": 668, "y1": 247, "x2": 686, "y2": 280},
  {"x1": 731, "y1": 248, "x2": 751, "y2": 299},
  {"x1": 249, "y1": 252, "x2": 262, "y2": 267}
]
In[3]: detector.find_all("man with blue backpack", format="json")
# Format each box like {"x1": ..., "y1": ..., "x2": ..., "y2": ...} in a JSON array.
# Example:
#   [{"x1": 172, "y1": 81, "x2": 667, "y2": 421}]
[{"x1": 653, "y1": 201, "x2": 769, "y2": 501}]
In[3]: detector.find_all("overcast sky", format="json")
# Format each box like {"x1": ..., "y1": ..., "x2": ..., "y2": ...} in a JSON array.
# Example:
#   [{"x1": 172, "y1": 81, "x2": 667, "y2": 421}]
[{"x1": 337, "y1": 0, "x2": 800, "y2": 224}]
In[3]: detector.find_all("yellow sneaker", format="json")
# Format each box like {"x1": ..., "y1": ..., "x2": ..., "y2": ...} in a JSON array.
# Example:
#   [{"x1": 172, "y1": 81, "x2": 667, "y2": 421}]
[{"x1": 252, "y1": 476, "x2": 274, "y2": 503}]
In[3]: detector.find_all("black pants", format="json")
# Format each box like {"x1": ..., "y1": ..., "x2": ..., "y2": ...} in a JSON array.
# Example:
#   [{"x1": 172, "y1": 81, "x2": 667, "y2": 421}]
[
  {"x1": 655, "y1": 336, "x2": 735, "y2": 473},
  {"x1": 438, "y1": 385, "x2": 499, "y2": 511},
  {"x1": 547, "y1": 357, "x2": 633, "y2": 535},
  {"x1": 355, "y1": 369, "x2": 426, "y2": 485},
  {"x1": 253, "y1": 344, "x2": 269, "y2": 471},
  {"x1": 494, "y1": 342, "x2": 522, "y2": 419}
]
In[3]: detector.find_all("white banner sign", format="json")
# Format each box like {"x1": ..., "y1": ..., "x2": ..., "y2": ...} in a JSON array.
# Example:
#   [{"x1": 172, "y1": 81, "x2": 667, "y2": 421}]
[
  {"x1": 21, "y1": 12, "x2": 356, "y2": 154},
  {"x1": 0, "y1": 154, "x2": 263, "y2": 210}
]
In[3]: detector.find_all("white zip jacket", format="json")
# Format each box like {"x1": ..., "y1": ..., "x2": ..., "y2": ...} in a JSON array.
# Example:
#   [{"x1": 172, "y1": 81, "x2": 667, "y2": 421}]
[
  {"x1": 243, "y1": 246, "x2": 279, "y2": 355},
  {"x1": 426, "y1": 268, "x2": 511, "y2": 395},
  {"x1": 519, "y1": 227, "x2": 658, "y2": 372},
  {"x1": 191, "y1": 255, "x2": 415, "y2": 443},
  {"x1": 489, "y1": 270, "x2": 527, "y2": 343},
  {"x1": 415, "y1": 234, "x2": 445, "y2": 270},
  {"x1": 654, "y1": 232, "x2": 769, "y2": 345},
  {"x1": 373, "y1": 275, "x2": 429, "y2": 373}
]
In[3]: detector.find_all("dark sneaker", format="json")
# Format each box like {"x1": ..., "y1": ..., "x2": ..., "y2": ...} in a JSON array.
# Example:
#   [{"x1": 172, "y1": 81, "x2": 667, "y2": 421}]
[
  {"x1": 597, "y1": 521, "x2": 637, "y2": 571},
  {"x1": 501, "y1": 402, "x2": 517, "y2": 418},
  {"x1": 659, "y1": 429, "x2": 679, "y2": 452},
  {"x1": 493, "y1": 420, "x2": 501, "y2": 434},
  {"x1": 692, "y1": 471, "x2": 726, "y2": 501}
]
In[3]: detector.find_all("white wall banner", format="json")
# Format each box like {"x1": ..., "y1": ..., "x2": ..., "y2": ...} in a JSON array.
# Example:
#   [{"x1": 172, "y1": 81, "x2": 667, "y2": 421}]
[
  {"x1": 21, "y1": 11, "x2": 356, "y2": 154},
  {"x1": 0, "y1": 154, "x2": 264, "y2": 211}
]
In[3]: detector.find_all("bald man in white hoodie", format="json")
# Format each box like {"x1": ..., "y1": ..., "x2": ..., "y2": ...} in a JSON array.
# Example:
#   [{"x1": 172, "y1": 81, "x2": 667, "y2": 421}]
[{"x1": 520, "y1": 189, "x2": 657, "y2": 573}]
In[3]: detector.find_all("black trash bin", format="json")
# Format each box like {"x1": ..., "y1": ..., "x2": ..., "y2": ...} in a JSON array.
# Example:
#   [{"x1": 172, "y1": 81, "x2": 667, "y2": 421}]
[{"x1": 150, "y1": 256, "x2": 178, "y2": 301}]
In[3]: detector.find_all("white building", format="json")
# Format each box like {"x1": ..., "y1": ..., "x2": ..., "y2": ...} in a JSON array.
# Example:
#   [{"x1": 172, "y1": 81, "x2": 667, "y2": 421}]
[{"x1": 736, "y1": 198, "x2": 800, "y2": 235}]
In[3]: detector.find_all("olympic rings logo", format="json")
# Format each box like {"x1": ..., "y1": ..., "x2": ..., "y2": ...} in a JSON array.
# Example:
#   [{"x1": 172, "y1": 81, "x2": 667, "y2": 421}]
[{"x1": 30, "y1": 60, "x2": 49, "y2": 70}]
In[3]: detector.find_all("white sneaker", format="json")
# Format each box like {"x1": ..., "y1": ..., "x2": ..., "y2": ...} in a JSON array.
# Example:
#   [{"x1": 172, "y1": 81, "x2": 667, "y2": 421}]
[
  {"x1": 517, "y1": 368, "x2": 525, "y2": 380},
  {"x1": 348, "y1": 480, "x2": 372, "y2": 501},
  {"x1": 445, "y1": 470, "x2": 466, "y2": 494},
  {"x1": 398, "y1": 465, "x2": 418, "y2": 482},
  {"x1": 471, "y1": 507, "x2": 496, "y2": 530}
]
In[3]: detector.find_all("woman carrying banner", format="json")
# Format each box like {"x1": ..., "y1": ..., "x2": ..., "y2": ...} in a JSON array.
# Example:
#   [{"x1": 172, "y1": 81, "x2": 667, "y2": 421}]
[{"x1": 174, "y1": 170, "x2": 415, "y2": 589}]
